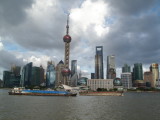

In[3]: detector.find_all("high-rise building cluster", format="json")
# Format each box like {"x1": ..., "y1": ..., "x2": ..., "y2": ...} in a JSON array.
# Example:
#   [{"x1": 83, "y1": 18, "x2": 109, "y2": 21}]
[
  {"x1": 3, "y1": 59, "x2": 79, "y2": 88},
  {"x1": 92, "y1": 46, "x2": 116, "y2": 80},
  {"x1": 3, "y1": 65, "x2": 21, "y2": 88},
  {"x1": 2, "y1": 44, "x2": 159, "y2": 90},
  {"x1": 90, "y1": 46, "x2": 160, "y2": 90},
  {"x1": 1, "y1": 15, "x2": 160, "y2": 91},
  {"x1": 2, "y1": 15, "x2": 80, "y2": 88}
]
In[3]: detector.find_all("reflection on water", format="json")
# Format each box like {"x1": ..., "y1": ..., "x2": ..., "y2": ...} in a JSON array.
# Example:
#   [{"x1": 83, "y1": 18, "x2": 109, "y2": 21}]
[{"x1": 0, "y1": 89, "x2": 160, "y2": 120}]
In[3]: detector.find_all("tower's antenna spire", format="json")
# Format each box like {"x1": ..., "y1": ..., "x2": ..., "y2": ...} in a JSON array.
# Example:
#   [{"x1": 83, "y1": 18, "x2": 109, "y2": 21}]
[{"x1": 66, "y1": 14, "x2": 70, "y2": 35}]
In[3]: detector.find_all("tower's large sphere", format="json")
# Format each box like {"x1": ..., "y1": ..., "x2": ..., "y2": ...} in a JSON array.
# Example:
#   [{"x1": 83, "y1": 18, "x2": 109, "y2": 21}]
[
  {"x1": 63, "y1": 35, "x2": 71, "y2": 43},
  {"x1": 62, "y1": 68, "x2": 71, "y2": 76},
  {"x1": 113, "y1": 78, "x2": 122, "y2": 86}
]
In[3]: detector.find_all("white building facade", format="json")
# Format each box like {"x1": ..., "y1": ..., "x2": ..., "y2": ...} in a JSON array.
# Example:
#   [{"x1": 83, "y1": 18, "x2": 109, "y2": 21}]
[
  {"x1": 87, "y1": 79, "x2": 113, "y2": 91},
  {"x1": 121, "y1": 73, "x2": 132, "y2": 89}
]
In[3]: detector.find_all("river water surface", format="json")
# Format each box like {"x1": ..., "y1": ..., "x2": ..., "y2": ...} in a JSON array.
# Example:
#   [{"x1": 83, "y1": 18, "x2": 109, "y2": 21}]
[{"x1": 0, "y1": 89, "x2": 160, "y2": 120}]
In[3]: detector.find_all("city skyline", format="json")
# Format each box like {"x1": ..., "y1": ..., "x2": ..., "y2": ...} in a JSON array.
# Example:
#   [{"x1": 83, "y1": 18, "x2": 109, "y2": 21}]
[{"x1": 0, "y1": 0, "x2": 160, "y2": 79}]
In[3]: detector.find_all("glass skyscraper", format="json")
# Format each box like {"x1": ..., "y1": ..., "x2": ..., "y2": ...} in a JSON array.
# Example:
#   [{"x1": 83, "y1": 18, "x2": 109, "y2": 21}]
[
  {"x1": 122, "y1": 64, "x2": 131, "y2": 73},
  {"x1": 55, "y1": 60, "x2": 65, "y2": 86},
  {"x1": 133, "y1": 63, "x2": 143, "y2": 80},
  {"x1": 21, "y1": 62, "x2": 32, "y2": 87},
  {"x1": 91, "y1": 73, "x2": 95, "y2": 79},
  {"x1": 31, "y1": 66, "x2": 41, "y2": 86},
  {"x1": 3, "y1": 71, "x2": 12, "y2": 87},
  {"x1": 121, "y1": 73, "x2": 132, "y2": 89},
  {"x1": 95, "y1": 46, "x2": 104, "y2": 79},
  {"x1": 3, "y1": 65, "x2": 21, "y2": 88},
  {"x1": 71, "y1": 60, "x2": 77, "y2": 77},
  {"x1": 70, "y1": 60, "x2": 78, "y2": 86},
  {"x1": 46, "y1": 61, "x2": 56, "y2": 88},
  {"x1": 107, "y1": 55, "x2": 116, "y2": 79}
]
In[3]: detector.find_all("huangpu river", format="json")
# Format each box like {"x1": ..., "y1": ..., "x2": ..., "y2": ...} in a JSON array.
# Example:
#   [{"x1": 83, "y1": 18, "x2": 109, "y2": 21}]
[{"x1": 0, "y1": 89, "x2": 160, "y2": 120}]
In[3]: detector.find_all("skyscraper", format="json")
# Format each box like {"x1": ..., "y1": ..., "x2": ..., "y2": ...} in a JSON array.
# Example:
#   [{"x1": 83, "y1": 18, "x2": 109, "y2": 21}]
[
  {"x1": 55, "y1": 60, "x2": 65, "y2": 86},
  {"x1": 95, "y1": 46, "x2": 104, "y2": 79},
  {"x1": 39, "y1": 65, "x2": 45, "y2": 85},
  {"x1": 107, "y1": 55, "x2": 116, "y2": 79},
  {"x1": 150, "y1": 63, "x2": 159, "y2": 87},
  {"x1": 122, "y1": 64, "x2": 131, "y2": 73},
  {"x1": 31, "y1": 66, "x2": 41, "y2": 86},
  {"x1": 133, "y1": 63, "x2": 143, "y2": 81},
  {"x1": 121, "y1": 73, "x2": 132, "y2": 89},
  {"x1": 61, "y1": 14, "x2": 72, "y2": 85},
  {"x1": 71, "y1": 60, "x2": 77, "y2": 77},
  {"x1": 70, "y1": 60, "x2": 78, "y2": 86},
  {"x1": 91, "y1": 73, "x2": 95, "y2": 79},
  {"x1": 3, "y1": 71, "x2": 12, "y2": 87},
  {"x1": 3, "y1": 65, "x2": 21, "y2": 88},
  {"x1": 21, "y1": 62, "x2": 32, "y2": 87},
  {"x1": 11, "y1": 65, "x2": 21, "y2": 76},
  {"x1": 144, "y1": 71, "x2": 153, "y2": 87},
  {"x1": 46, "y1": 61, "x2": 56, "y2": 88}
]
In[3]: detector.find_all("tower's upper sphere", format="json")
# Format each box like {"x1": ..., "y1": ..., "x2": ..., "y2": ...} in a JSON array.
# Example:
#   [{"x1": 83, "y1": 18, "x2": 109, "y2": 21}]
[{"x1": 63, "y1": 35, "x2": 71, "y2": 43}]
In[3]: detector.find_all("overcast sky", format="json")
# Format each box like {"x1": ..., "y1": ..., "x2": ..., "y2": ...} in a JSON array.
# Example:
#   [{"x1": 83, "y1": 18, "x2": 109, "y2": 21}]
[{"x1": 0, "y1": 0, "x2": 160, "y2": 79}]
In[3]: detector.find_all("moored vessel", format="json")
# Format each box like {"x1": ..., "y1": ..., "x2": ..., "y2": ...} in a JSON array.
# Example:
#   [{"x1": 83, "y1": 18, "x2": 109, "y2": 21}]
[
  {"x1": 8, "y1": 87, "x2": 77, "y2": 96},
  {"x1": 79, "y1": 91, "x2": 124, "y2": 96}
]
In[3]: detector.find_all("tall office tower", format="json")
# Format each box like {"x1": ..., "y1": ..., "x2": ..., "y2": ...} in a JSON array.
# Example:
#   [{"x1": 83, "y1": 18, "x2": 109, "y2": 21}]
[
  {"x1": 46, "y1": 61, "x2": 56, "y2": 88},
  {"x1": 95, "y1": 46, "x2": 104, "y2": 79},
  {"x1": 70, "y1": 60, "x2": 78, "y2": 86},
  {"x1": 55, "y1": 60, "x2": 65, "y2": 86},
  {"x1": 21, "y1": 62, "x2": 32, "y2": 87},
  {"x1": 107, "y1": 55, "x2": 116, "y2": 79},
  {"x1": 122, "y1": 64, "x2": 131, "y2": 73},
  {"x1": 144, "y1": 71, "x2": 153, "y2": 87},
  {"x1": 0, "y1": 80, "x2": 3, "y2": 88},
  {"x1": 39, "y1": 65, "x2": 45, "y2": 85},
  {"x1": 31, "y1": 66, "x2": 41, "y2": 86},
  {"x1": 3, "y1": 71, "x2": 12, "y2": 87},
  {"x1": 133, "y1": 63, "x2": 143, "y2": 81},
  {"x1": 150, "y1": 63, "x2": 159, "y2": 87},
  {"x1": 61, "y1": 14, "x2": 72, "y2": 85},
  {"x1": 71, "y1": 60, "x2": 77, "y2": 77},
  {"x1": 11, "y1": 65, "x2": 21, "y2": 76},
  {"x1": 91, "y1": 73, "x2": 95, "y2": 79},
  {"x1": 108, "y1": 68, "x2": 116, "y2": 79},
  {"x1": 121, "y1": 73, "x2": 132, "y2": 89},
  {"x1": 3, "y1": 65, "x2": 21, "y2": 88},
  {"x1": 79, "y1": 70, "x2": 82, "y2": 79}
]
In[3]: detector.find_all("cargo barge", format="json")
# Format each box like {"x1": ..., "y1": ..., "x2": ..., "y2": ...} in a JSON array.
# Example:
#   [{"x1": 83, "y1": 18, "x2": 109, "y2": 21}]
[
  {"x1": 79, "y1": 91, "x2": 124, "y2": 96},
  {"x1": 8, "y1": 87, "x2": 77, "y2": 96}
]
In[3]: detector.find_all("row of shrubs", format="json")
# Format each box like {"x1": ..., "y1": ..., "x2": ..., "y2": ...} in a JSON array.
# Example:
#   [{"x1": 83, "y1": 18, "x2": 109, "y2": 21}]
[{"x1": 97, "y1": 88, "x2": 118, "y2": 91}]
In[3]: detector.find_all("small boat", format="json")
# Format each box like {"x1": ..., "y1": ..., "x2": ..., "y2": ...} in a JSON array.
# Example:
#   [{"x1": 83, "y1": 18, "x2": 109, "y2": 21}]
[{"x1": 8, "y1": 87, "x2": 77, "y2": 96}]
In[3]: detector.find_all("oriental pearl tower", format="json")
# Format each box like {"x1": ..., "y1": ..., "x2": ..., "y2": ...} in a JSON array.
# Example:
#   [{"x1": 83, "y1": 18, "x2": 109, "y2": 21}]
[{"x1": 61, "y1": 14, "x2": 71, "y2": 85}]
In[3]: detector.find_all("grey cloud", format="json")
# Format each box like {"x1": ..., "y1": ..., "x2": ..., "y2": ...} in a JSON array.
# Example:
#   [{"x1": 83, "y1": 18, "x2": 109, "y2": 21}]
[
  {"x1": 68, "y1": 0, "x2": 160, "y2": 71},
  {"x1": 0, "y1": 0, "x2": 82, "y2": 52},
  {"x1": 0, "y1": 0, "x2": 160, "y2": 78},
  {"x1": 107, "y1": 0, "x2": 157, "y2": 16},
  {"x1": 59, "y1": 0, "x2": 84, "y2": 13},
  {"x1": 0, "y1": 50, "x2": 24, "y2": 69},
  {"x1": 0, "y1": 0, "x2": 34, "y2": 26},
  {"x1": 102, "y1": 14, "x2": 160, "y2": 67}
]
